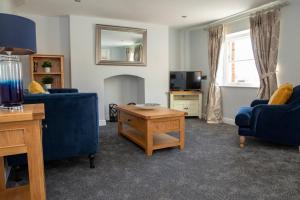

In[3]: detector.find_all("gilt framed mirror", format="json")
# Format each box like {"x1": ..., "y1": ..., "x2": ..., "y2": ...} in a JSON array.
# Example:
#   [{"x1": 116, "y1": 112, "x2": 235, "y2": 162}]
[{"x1": 96, "y1": 24, "x2": 147, "y2": 66}]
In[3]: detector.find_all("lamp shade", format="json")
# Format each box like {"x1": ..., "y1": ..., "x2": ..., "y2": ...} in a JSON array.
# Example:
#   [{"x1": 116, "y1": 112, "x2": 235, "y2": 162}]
[{"x1": 0, "y1": 13, "x2": 36, "y2": 55}]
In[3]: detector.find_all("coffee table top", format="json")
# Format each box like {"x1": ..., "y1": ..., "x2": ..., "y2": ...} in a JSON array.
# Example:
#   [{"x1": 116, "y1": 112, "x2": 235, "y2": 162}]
[{"x1": 117, "y1": 105, "x2": 186, "y2": 119}]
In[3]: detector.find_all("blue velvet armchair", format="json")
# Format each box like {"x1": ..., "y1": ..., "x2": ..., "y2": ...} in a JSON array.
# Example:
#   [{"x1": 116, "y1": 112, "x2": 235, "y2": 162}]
[
  {"x1": 235, "y1": 85, "x2": 300, "y2": 149},
  {"x1": 8, "y1": 89, "x2": 99, "y2": 168}
]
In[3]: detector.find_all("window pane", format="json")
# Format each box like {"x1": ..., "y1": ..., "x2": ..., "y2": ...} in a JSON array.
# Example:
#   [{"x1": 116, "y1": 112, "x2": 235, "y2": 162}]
[
  {"x1": 234, "y1": 60, "x2": 259, "y2": 84},
  {"x1": 231, "y1": 37, "x2": 254, "y2": 61},
  {"x1": 222, "y1": 30, "x2": 260, "y2": 87}
]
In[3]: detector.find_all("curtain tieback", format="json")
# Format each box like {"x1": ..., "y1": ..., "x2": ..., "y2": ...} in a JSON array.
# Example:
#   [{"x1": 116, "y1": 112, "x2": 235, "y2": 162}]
[{"x1": 260, "y1": 72, "x2": 276, "y2": 80}]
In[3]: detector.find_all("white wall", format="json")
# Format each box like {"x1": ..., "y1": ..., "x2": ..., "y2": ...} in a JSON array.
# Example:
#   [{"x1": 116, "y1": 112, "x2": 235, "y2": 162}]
[
  {"x1": 0, "y1": 0, "x2": 13, "y2": 13},
  {"x1": 19, "y1": 15, "x2": 71, "y2": 88},
  {"x1": 277, "y1": 0, "x2": 300, "y2": 86},
  {"x1": 69, "y1": 15, "x2": 169, "y2": 125},
  {"x1": 169, "y1": 28, "x2": 210, "y2": 117},
  {"x1": 172, "y1": 0, "x2": 300, "y2": 123}
]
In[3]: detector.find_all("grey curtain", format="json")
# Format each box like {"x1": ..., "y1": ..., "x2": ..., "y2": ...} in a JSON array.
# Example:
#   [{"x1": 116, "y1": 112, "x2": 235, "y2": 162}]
[
  {"x1": 126, "y1": 47, "x2": 134, "y2": 61},
  {"x1": 207, "y1": 25, "x2": 223, "y2": 123},
  {"x1": 250, "y1": 8, "x2": 280, "y2": 99},
  {"x1": 134, "y1": 44, "x2": 143, "y2": 62}
]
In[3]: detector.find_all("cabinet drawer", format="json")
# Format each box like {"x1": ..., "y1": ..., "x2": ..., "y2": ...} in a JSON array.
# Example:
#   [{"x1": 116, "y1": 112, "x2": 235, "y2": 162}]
[
  {"x1": 119, "y1": 112, "x2": 146, "y2": 132},
  {"x1": 0, "y1": 129, "x2": 25, "y2": 148}
]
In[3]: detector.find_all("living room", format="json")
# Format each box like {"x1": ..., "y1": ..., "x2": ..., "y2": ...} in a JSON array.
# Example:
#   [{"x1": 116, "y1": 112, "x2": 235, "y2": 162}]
[{"x1": 0, "y1": 0, "x2": 300, "y2": 199}]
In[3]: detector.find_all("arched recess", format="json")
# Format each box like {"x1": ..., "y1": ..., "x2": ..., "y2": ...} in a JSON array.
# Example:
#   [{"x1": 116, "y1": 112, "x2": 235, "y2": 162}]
[{"x1": 104, "y1": 74, "x2": 145, "y2": 120}]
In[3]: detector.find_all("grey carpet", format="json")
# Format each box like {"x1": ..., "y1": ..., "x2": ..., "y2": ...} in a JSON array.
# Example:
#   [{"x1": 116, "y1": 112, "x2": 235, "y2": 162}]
[{"x1": 9, "y1": 119, "x2": 300, "y2": 200}]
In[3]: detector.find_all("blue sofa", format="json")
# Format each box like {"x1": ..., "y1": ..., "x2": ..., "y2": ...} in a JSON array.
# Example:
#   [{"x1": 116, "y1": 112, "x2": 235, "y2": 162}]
[
  {"x1": 235, "y1": 85, "x2": 300, "y2": 148},
  {"x1": 8, "y1": 89, "x2": 99, "y2": 168}
]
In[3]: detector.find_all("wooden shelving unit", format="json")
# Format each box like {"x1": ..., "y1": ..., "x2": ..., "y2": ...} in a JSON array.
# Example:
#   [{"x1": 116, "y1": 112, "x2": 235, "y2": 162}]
[{"x1": 30, "y1": 54, "x2": 64, "y2": 88}]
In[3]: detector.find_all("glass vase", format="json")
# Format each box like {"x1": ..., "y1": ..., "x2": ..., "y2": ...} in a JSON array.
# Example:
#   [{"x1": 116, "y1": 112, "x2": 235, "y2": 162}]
[{"x1": 0, "y1": 55, "x2": 24, "y2": 109}]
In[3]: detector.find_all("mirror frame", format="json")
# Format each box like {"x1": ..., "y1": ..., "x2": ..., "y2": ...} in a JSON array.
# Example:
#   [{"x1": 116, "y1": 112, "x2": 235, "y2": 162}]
[{"x1": 95, "y1": 24, "x2": 147, "y2": 66}]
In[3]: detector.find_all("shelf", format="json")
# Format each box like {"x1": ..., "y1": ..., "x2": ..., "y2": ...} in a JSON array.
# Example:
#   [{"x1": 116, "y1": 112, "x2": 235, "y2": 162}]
[
  {"x1": 0, "y1": 185, "x2": 30, "y2": 200},
  {"x1": 170, "y1": 91, "x2": 202, "y2": 95},
  {"x1": 121, "y1": 128, "x2": 145, "y2": 148},
  {"x1": 33, "y1": 72, "x2": 63, "y2": 75},
  {"x1": 31, "y1": 54, "x2": 63, "y2": 58},
  {"x1": 120, "y1": 128, "x2": 179, "y2": 150}
]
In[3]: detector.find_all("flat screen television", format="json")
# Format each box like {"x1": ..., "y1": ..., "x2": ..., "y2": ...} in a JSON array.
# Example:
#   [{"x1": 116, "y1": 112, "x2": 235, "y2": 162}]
[{"x1": 170, "y1": 71, "x2": 202, "y2": 91}]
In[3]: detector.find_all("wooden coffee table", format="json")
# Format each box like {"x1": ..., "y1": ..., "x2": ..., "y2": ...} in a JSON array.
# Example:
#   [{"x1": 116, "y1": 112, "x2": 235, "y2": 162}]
[{"x1": 117, "y1": 105, "x2": 186, "y2": 156}]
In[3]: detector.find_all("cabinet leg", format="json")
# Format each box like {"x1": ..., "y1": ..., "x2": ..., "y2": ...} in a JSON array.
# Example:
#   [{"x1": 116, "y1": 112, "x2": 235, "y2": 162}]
[
  {"x1": 179, "y1": 117, "x2": 185, "y2": 150},
  {"x1": 118, "y1": 121, "x2": 123, "y2": 136},
  {"x1": 240, "y1": 136, "x2": 246, "y2": 148},
  {"x1": 0, "y1": 157, "x2": 5, "y2": 191},
  {"x1": 26, "y1": 121, "x2": 46, "y2": 200},
  {"x1": 146, "y1": 122, "x2": 153, "y2": 156},
  {"x1": 88, "y1": 154, "x2": 95, "y2": 168}
]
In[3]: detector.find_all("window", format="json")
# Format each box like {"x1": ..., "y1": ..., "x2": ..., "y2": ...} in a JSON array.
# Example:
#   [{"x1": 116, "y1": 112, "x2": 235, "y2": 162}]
[{"x1": 220, "y1": 30, "x2": 259, "y2": 87}]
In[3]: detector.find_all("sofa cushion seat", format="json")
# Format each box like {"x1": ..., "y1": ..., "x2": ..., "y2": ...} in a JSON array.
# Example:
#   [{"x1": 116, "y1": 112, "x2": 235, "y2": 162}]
[{"x1": 235, "y1": 107, "x2": 253, "y2": 127}]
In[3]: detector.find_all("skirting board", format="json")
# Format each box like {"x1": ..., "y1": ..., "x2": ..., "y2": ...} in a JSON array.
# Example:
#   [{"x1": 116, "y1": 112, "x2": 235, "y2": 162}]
[
  {"x1": 99, "y1": 120, "x2": 107, "y2": 126},
  {"x1": 223, "y1": 117, "x2": 235, "y2": 125},
  {"x1": 202, "y1": 113, "x2": 235, "y2": 126}
]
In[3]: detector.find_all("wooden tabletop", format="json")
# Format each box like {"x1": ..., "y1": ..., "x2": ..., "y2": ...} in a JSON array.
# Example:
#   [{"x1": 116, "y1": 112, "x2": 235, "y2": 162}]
[
  {"x1": 117, "y1": 105, "x2": 186, "y2": 119},
  {"x1": 0, "y1": 104, "x2": 45, "y2": 123}
]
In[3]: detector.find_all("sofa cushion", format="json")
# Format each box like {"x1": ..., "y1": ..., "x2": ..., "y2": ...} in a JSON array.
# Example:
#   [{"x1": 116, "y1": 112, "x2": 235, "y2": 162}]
[
  {"x1": 235, "y1": 107, "x2": 253, "y2": 127},
  {"x1": 268, "y1": 83, "x2": 293, "y2": 105},
  {"x1": 287, "y1": 85, "x2": 300, "y2": 104},
  {"x1": 48, "y1": 88, "x2": 79, "y2": 94},
  {"x1": 28, "y1": 81, "x2": 46, "y2": 94}
]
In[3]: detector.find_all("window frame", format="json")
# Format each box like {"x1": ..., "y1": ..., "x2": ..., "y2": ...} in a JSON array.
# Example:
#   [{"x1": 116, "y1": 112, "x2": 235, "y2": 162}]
[{"x1": 220, "y1": 30, "x2": 260, "y2": 88}]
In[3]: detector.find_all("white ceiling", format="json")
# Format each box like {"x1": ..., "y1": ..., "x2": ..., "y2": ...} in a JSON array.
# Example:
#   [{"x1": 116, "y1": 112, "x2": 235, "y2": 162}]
[{"x1": 11, "y1": 0, "x2": 275, "y2": 27}]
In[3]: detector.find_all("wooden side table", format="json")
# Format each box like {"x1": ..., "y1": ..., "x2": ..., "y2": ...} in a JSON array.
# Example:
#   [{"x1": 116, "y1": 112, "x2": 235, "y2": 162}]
[{"x1": 0, "y1": 104, "x2": 46, "y2": 200}]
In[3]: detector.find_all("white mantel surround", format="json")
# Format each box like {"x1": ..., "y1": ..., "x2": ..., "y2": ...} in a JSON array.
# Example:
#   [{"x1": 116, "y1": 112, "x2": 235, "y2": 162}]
[{"x1": 69, "y1": 15, "x2": 169, "y2": 126}]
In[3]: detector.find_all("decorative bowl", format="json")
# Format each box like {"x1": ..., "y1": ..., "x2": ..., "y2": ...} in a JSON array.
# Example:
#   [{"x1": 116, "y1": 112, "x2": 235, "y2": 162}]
[{"x1": 135, "y1": 103, "x2": 160, "y2": 110}]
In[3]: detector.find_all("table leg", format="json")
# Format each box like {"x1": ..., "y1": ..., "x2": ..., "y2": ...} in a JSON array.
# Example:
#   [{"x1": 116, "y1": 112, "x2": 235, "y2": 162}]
[
  {"x1": 146, "y1": 122, "x2": 153, "y2": 156},
  {"x1": 179, "y1": 117, "x2": 185, "y2": 150},
  {"x1": 25, "y1": 121, "x2": 46, "y2": 200},
  {"x1": 0, "y1": 157, "x2": 5, "y2": 191},
  {"x1": 118, "y1": 121, "x2": 123, "y2": 136}
]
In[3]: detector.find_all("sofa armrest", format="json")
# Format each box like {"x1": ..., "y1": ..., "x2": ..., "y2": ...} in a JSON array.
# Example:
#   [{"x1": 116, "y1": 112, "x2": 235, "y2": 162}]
[
  {"x1": 48, "y1": 88, "x2": 79, "y2": 94},
  {"x1": 251, "y1": 104, "x2": 289, "y2": 133},
  {"x1": 251, "y1": 99, "x2": 269, "y2": 107},
  {"x1": 250, "y1": 104, "x2": 300, "y2": 145},
  {"x1": 251, "y1": 104, "x2": 289, "y2": 124}
]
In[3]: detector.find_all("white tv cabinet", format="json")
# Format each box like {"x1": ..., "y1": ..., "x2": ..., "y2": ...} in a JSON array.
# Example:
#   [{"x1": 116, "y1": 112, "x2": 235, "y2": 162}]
[{"x1": 170, "y1": 91, "x2": 202, "y2": 119}]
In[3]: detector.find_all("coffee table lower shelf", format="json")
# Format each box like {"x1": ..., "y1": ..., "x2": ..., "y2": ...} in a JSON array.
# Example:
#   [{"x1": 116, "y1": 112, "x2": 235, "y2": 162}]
[
  {"x1": 0, "y1": 185, "x2": 30, "y2": 200},
  {"x1": 120, "y1": 128, "x2": 180, "y2": 151}
]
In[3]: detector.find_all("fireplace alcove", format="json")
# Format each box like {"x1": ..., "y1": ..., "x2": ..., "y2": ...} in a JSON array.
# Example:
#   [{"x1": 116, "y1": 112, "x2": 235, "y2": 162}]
[{"x1": 104, "y1": 75, "x2": 145, "y2": 120}]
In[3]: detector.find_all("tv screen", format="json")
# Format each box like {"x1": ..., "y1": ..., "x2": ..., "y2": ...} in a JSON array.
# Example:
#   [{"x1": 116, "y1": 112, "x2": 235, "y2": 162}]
[{"x1": 170, "y1": 71, "x2": 201, "y2": 91}]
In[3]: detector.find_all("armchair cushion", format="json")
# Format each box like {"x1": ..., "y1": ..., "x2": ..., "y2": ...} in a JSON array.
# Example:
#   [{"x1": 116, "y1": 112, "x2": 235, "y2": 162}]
[{"x1": 235, "y1": 107, "x2": 253, "y2": 127}]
